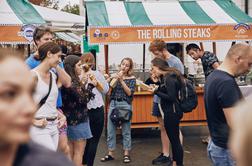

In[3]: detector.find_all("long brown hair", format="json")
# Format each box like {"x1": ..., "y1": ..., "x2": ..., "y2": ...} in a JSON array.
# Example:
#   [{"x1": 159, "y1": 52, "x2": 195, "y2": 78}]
[
  {"x1": 64, "y1": 55, "x2": 81, "y2": 84},
  {"x1": 120, "y1": 57, "x2": 134, "y2": 76},
  {"x1": 151, "y1": 57, "x2": 183, "y2": 81},
  {"x1": 38, "y1": 42, "x2": 61, "y2": 61}
]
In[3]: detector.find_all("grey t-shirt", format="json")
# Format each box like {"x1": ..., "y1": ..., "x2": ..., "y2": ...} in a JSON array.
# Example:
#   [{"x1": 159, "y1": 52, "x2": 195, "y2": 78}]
[
  {"x1": 14, "y1": 141, "x2": 74, "y2": 166},
  {"x1": 167, "y1": 54, "x2": 184, "y2": 74}
]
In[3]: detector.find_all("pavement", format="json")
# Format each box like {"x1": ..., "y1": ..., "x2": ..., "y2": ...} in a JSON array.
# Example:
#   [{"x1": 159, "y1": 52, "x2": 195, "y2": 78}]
[{"x1": 94, "y1": 126, "x2": 212, "y2": 166}]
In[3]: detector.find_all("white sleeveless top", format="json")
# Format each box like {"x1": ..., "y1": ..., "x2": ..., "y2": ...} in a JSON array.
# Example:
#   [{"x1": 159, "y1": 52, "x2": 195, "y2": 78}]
[{"x1": 32, "y1": 70, "x2": 58, "y2": 118}]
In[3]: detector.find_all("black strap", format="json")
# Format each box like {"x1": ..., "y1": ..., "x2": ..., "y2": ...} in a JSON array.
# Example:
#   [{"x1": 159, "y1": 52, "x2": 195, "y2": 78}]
[{"x1": 38, "y1": 72, "x2": 53, "y2": 108}]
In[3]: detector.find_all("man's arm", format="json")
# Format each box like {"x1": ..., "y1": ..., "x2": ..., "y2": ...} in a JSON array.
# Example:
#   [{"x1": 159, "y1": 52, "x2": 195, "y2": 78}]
[
  {"x1": 223, "y1": 107, "x2": 236, "y2": 128},
  {"x1": 56, "y1": 65, "x2": 71, "y2": 88}
]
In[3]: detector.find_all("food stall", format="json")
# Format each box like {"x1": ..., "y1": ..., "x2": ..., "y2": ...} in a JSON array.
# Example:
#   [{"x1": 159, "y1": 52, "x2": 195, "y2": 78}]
[
  {"x1": 0, "y1": 0, "x2": 84, "y2": 49},
  {"x1": 85, "y1": 0, "x2": 252, "y2": 128}
]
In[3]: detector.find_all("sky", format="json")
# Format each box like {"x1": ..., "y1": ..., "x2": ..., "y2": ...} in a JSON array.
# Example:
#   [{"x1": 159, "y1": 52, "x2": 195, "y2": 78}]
[{"x1": 58, "y1": 0, "x2": 79, "y2": 8}]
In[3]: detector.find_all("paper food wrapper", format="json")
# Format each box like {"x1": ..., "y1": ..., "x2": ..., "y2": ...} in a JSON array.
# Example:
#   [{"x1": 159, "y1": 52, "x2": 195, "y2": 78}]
[
  {"x1": 110, "y1": 78, "x2": 118, "y2": 88},
  {"x1": 139, "y1": 82, "x2": 151, "y2": 91}
]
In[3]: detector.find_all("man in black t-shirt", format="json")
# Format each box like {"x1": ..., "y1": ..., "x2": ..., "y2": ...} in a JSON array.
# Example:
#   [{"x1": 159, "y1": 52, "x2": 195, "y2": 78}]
[
  {"x1": 186, "y1": 43, "x2": 219, "y2": 78},
  {"x1": 204, "y1": 43, "x2": 252, "y2": 166}
]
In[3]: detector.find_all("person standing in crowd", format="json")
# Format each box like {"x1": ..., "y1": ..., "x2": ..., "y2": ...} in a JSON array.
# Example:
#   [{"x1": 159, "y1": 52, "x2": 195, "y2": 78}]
[
  {"x1": 26, "y1": 26, "x2": 54, "y2": 68},
  {"x1": 150, "y1": 58, "x2": 184, "y2": 166},
  {"x1": 186, "y1": 43, "x2": 220, "y2": 144},
  {"x1": 80, "y1": 53, "x2": 109, "y2": 166},
  {"x1": 0, "y1": 54, "x2": 74, "y2": 166},
  {"x1": 148, "y1": 39, "x2": 184, "y2": 165},
  {"x1": 204, "y1": 43, "x2": 252, "y2": 166},
  {"x1": 230, "y1": 100, "x2": 252, "y2": 166},
  {"x1": 101, "y1": 57, "x2": 136, "y2": 164},
  {"x1": 186, "y1": 43, "x2": 219, "y2": 78},
  {"x1": 30, "y1": 42, "x2": 65, "y2": 151},
  {"x1": 62, "y1": 55, "x2": 94, "y2": 166},
  {"x1": 25, "y1": 26, "x2": 71, "y2": 157}
]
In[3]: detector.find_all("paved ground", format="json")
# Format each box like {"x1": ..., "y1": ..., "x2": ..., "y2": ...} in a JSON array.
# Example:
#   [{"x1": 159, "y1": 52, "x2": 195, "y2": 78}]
[{"x1": 94, "y1": 126, "x2": 212, "y2": 166}]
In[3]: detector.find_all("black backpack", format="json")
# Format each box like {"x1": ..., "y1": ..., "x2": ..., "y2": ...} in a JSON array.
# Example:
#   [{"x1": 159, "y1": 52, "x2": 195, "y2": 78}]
[{"x1": 176, "y1": 79, "x2": 198, "y2": 113}]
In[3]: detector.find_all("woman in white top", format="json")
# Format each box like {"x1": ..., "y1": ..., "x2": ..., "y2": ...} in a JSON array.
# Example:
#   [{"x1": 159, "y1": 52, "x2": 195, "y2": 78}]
[
  {"x1": 80, "y1": 53, "x2": 109, "y2": 166},
  {"x1": 30, "y1": 42, "x2": 66, "y2": 151}
]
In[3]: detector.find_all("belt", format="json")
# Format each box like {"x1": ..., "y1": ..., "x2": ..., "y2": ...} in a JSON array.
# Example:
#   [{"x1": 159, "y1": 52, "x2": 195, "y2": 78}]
[
  {"x1": 113, "y1": 98, "x2": 124, "y2": 101},
  {"x1": 35, "y1": 117, "x2": 57, "y2": 121}
]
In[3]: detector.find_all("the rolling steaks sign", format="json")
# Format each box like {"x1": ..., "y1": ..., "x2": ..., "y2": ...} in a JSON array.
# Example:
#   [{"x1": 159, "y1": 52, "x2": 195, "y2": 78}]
[{"x1": 88, "y1": 24, "x2": 252, "y2": 44}]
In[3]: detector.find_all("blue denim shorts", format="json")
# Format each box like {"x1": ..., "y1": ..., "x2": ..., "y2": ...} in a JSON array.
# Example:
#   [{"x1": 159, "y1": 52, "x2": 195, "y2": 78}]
[
  {"x1": 67, "y1": 121, "x2": 93, "y2": 141},
  {"x1": 152, "y1": 102, "x2": 162, "y2": 117},
  {"x1": 207, "y1": 140, "x2": 235, "y2": 166}
]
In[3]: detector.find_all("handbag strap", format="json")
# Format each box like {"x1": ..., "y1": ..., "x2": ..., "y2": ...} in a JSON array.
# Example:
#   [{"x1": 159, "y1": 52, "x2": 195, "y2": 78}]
[{"x1": 38, "y1": 72, "x2": 53, "y2": 108}]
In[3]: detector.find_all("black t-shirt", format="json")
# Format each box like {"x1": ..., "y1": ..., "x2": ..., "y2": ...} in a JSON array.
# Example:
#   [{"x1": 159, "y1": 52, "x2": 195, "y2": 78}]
[
  {"x1": 145, "y1": 77, "x2": 160, "y2": 86},
  {"x1": 201, "y1": 51, "x2": 219, "y2": 78},
  {"x1": 14, "y1": 141, "x2": 74, "y2": 166},
  {"x1": 204, "y1": 70, "x2": 243, "y2": 149}
]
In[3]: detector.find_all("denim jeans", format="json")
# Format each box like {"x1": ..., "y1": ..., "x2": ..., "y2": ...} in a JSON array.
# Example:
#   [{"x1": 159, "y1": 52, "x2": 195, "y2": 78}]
[
  {"x1": 207, "y1": 140, "x2": 235, "y2": 166},
  {"x1": 107, "y1": 100, "x2": 132, "y2": 151}
]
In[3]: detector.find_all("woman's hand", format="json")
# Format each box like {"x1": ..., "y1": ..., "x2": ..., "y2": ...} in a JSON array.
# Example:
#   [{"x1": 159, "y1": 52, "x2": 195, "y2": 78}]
[
  {"x1": 151, "y1": 74, "x2": 159, "y2": 83},
  {"x1": 117, "y1": 71, "x2": 124, "y2": 82},
  {"x1": 80, "y1": 71, "x2": 89, "y2": 84},
  {"x1": 58, "y1": 111, "x2": 67, "y2": 129},
  {"x1": 147, "y1": 84, "x2": 159, "y2": 93},
  {"x1": 32, "y1": 118, "x2": 47, "y2": 128},
  {"x1": 89, "y1": 74, "x2": 98, "y2": 86}
]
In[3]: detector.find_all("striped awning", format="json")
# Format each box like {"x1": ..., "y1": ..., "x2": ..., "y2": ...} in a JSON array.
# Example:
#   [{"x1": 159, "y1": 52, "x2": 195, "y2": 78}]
[
  {"x1": 55, "y1": 32, "x2": 81, "y2": 44},
  {"x1": 0, "y1": 0, "x2": 84, "y2": 44},
  {"x1": 0, "y1": 0, "x2": 45, "y2": 25},
  {"x1": 86, "y1": 0, "x2": 252, "y2": 44}
]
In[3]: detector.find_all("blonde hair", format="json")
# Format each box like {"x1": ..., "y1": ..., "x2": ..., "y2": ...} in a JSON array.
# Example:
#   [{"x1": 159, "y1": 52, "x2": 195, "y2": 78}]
[{"x1": 120, "y1": 57, "x2": 134, "y2": 76}]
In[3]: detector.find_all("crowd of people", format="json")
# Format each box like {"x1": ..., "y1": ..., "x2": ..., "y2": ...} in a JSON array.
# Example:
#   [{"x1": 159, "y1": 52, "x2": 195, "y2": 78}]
[{"x1": 1, "y1": 25, "x2": 252, "y2": 166}]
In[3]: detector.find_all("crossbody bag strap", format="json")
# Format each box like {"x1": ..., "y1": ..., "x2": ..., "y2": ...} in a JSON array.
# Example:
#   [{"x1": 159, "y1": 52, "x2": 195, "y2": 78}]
[{"x1": 38, "y1": 72, "x2": 53, "y2": 108}]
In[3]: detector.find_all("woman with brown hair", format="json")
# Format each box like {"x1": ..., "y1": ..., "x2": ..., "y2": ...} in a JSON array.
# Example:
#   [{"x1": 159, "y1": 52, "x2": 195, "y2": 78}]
[
  {"x1": 30, "y1": 42, "x2": 66, "y2": 151},
  {"x1": 150, "y1": 57, "x2": 184, "y2": 166},
  {"x1": 80, "y1": 53, "x2": 109, "y2": 166},
  {"x1": 100, "y1": 57, "x2": 136, "y2": 164},
  {"x1": 0, "y1": 54, "x2": 73, "y2": 166},
  {"x1": 61, "y1": 55, "x2": 94, "y2": 166}
]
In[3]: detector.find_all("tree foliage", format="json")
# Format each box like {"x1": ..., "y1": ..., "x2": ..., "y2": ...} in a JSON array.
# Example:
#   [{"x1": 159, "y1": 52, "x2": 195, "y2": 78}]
[
  {"x1": 61, "y1": 3, "x2": 80, "y2": 15},
  {"x1": 41, "y1": 0, "x2": 59, "y2": 10}
]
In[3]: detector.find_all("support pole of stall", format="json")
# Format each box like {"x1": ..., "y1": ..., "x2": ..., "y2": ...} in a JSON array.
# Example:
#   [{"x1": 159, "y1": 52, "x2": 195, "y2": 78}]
[
  {"x1": 212, "y1": 42, "x2": 216, "y2": 55},
  {"x1": 142, "y1": 44, "x2": 146, "y2": 72},
  {"x1": 104, "y1": 45, "x2": 109, "y2": 74},
  {"x1": 104, "y1": 44, "x2": 109, "y2": 136},
  {"x1": 245, "y1": 0, "x2": 249, "y2": 14}
]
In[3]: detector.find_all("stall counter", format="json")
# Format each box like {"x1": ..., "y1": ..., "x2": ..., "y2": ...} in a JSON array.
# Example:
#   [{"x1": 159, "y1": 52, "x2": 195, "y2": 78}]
[{"x1": 131, "y1": 87, "x2": 207, "y2": 128}]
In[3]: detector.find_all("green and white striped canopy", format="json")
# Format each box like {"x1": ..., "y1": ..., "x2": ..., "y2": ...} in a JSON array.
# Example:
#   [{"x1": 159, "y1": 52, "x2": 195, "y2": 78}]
[
  {"x1": 86, "y1": 0, "x2": 252, "y2": 26},
  {"x1": 0, "y1": 0, "x2": 84, "y2": 44},
  {"x1": 0, "y1": 0, "x2": 84, "y2": 29}
]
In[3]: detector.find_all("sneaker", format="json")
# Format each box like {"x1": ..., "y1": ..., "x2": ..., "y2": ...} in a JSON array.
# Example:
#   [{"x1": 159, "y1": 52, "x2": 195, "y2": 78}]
[{"x1": 152, "y1": 153, "x2": 172, "y2": 165}]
